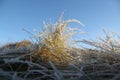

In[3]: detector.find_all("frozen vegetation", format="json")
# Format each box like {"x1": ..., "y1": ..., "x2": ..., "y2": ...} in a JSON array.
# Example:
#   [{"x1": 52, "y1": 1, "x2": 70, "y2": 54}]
[{"x1": 0, "y1": 15, "x2": 120, "y2": 80}]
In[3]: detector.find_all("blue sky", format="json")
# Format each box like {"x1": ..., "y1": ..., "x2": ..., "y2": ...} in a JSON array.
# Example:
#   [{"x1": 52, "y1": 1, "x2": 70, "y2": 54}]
[{"x1": 0, "y1": 0, "x2": 120, "y2": 45}]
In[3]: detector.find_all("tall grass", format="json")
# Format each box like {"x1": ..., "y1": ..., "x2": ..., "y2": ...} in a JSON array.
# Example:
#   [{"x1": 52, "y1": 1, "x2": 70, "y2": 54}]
[{"x1": 27, "y1": 14, "x2": 85, "y2": 65}]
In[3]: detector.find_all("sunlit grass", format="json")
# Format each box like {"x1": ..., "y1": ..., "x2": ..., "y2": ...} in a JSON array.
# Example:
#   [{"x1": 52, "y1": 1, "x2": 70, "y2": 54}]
[
  {"x1": 3, "y1": 40, "x2": 32, "y2": 49},
  {"x1": 29, "y1": 14, "x2": 84, "y2": 65},
  {"x1": 1, "y1": 15, "x2": 120, "y2": 80}
]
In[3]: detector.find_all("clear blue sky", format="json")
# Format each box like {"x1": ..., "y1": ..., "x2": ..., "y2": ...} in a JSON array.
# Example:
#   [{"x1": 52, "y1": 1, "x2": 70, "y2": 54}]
[{"x1": 0, "y1": 0, "x2": 120, "y2": 45}]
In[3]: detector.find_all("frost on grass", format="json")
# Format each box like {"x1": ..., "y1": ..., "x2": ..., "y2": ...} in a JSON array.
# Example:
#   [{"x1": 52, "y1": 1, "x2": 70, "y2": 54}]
[
  {"x1": 1, "y1": 15, "x2": 120, "y2": 80},
  {"x1": 0, "y1": 14, "x2": 85, "y2": 80},
  {"x1": 24, "y1": 14, "x2": 85, "y2": 65},
  {"x1": 80, "y1": 29, "x2": 120, "y2": 64}
]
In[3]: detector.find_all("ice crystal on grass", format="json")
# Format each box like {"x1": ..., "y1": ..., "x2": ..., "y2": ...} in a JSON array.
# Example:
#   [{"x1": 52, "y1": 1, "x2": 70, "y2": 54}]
[{"x1": 29, "y1": 14, "x2": 84, "y2": 65}]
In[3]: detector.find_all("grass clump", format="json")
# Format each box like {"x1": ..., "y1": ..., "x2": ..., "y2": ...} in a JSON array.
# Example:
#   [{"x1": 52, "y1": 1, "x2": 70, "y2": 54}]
[
  {"x1": 15, "y1": 40, "x2": 32, "y2": 48},
  {"x1": 28, "y1": 14, "x2": 84, "y2": 65},
  {"x1": 80, "y1": 29, "x2": 120, "y2": 64},
  {"x1": 3, "y1": 40, "x2": 32, "y2": 49}
]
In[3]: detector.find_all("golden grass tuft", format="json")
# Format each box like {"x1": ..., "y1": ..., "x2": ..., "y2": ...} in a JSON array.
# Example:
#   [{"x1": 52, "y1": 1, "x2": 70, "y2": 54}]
[
  {"x1": 15, "y1": 40, "x2": 32, "y2": 48},
  {"x1": 3, "y1": 40, "x2": 32, "y2": 49},
  {"x1": 31, "y1": 14, "x2": 84, "y2": 65}
]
